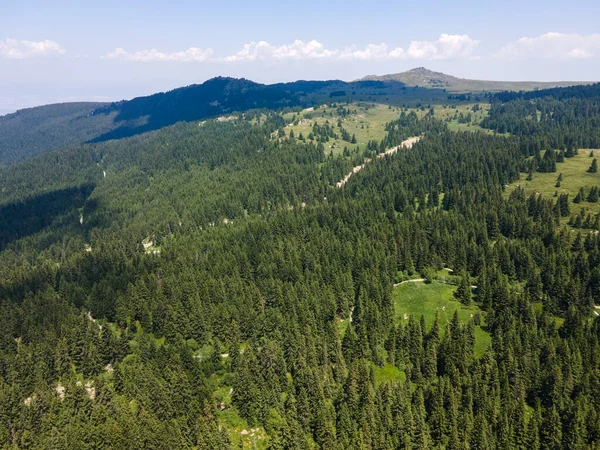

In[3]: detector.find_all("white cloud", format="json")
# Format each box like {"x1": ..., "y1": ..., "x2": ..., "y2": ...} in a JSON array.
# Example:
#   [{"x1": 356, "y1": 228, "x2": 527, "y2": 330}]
[
  {"x1": 103, "y1": 47, "x2": 213, "y2": 62},
  {"x1": 224, "y1": 35, "x2": 479, "y2": 62},
  {"x1": 101, "y1": 35, "x2": 479, "y2": 63},
  {"x1": 222, "y1": 40, "x2": 338, "y2": 62},
  {"x1": 0, "y1": 38, "x2": 65, "y2": 59},
  {"x1": 339, "y1": 43, "x2": 404, "y2": 61},
  {"x1": 407, "y1": 34, "x2": 480, "y2": 60},
  {"x1": 496, "y1": 32, "x2": 600, "y2": 60}
]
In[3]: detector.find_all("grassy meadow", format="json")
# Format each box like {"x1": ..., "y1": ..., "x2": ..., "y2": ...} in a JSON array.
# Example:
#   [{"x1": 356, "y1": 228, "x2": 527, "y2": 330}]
[
  {"x1": 506, "y1": 150, "x2": 600, "y2": 223},
  {"x1": 278, "y1": 101, "x2": 494, "y2": 155},
  {"x1": 279, "y1": 103, "x2": 403, "y2": 154},
  {"x1": 393, "y1": 280, "x2": 491, "y2": 358}
]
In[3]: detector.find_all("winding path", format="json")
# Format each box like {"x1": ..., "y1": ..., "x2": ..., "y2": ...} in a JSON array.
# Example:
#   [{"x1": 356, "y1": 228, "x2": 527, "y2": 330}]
[
  {"x1": 393, "y1": 278, "x2": 425, "y2": 287},
  {"x1": 336, "y1": 136, "x2": 421, "y2": 188}
]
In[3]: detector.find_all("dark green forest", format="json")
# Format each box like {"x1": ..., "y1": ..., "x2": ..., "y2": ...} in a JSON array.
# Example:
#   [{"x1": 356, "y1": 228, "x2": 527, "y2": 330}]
[
  {"x1": 1, "y1": 83, "x2": 600, "y2": 449},
  {"x1": 0, "y1": 76, "x2": 428, "y2": 167}
]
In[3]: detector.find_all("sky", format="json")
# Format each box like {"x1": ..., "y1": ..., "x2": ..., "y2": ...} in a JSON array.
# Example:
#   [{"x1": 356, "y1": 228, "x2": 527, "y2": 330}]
[{"x1": 1, "y1": 0, "x2": 600, "y2": 114}]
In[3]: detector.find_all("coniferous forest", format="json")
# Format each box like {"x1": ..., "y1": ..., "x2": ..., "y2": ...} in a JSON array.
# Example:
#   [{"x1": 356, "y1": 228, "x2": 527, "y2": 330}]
[{"x1": 1, "y1": 80, "x2": 600, "y2": 449}]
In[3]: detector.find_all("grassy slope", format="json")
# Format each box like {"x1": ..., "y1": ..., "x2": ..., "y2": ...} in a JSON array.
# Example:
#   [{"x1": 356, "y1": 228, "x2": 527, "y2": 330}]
[
  {"x1": 412, "y1": 103, "x2": 494, "y2": 134},
  {"x1": 393, "y1": 281, "x2": 491, "y2": 358},
  {"x1": 506, "y1": 150, "x2": 600, "y2": 222},
  {"x1": 281, "y1": 101, "x2": 494, "y2": 155},
  {"x1": 280, "y1": 103, "x2": 402, "y2": 155}
]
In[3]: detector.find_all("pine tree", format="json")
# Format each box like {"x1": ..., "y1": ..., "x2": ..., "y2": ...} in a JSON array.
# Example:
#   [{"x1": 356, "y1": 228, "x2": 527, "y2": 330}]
[
  {"x1": 232, "y1": 345, "x2": 261, "y2": 425},
  {"x1": 455, "y1": 272, "x2": 472, "y2": 306},
  {"x1": 541, "y1": 405, "x2": 563, "y2": 450},
  {"x1": 588, "y1": 158, "x2": 598, "y2": 173}
]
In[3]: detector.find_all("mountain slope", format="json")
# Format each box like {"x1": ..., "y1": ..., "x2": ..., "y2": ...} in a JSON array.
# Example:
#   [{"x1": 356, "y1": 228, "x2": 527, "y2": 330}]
[
  {"x1": 90, "y1": 77, "x2": 304, "y2": 142},
  {"x1": 0, "y1": 77, "x2": 418, "y2": 166},
  {"x1": 0, "y1": 77, "x2": 331, "y2": 166},
  {"x1": 2, "y1": 89, "x2": 600, "y2": 447},
  {"x1": 2, "y1": 70, "x2": 594, "y2": 167},
  {"x1": 0, "y1": 102, "x2": 115, "y2": 166},
  {"x1": 360, "y1": 67, "x2": 591, "y2": 92}
]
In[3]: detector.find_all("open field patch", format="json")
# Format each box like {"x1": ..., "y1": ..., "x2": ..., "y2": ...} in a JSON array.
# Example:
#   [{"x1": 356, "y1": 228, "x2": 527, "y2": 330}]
[
  {"x1": 280, "y1": 102, "x2": 403, "y2": 154},
  {"x1": 505, "y1": 150, "x2": 600, "y2": 225},
  {"x1": 393, "y1": 280, "x2": 491, "y2": 357}
]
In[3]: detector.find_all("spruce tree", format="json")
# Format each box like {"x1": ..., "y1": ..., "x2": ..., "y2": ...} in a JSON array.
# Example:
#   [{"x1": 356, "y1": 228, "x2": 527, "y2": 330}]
[{"x1": 455, "y1": 272, "x2": 472, "y2": 306}]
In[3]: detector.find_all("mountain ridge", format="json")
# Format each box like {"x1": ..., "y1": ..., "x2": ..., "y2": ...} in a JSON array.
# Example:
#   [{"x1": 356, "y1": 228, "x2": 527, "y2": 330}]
[
  {"x1": 359, "y1": 67, "x2": 592, "y2": 92},
  {"x1": 1, "y1": 71, "x2": 595, "y2": 166}
]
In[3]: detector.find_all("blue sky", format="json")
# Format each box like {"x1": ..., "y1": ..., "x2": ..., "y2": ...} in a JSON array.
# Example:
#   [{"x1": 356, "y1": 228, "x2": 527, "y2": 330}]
[{"x1": 1, "y1": 0, "x2": 599, "y2": 113}]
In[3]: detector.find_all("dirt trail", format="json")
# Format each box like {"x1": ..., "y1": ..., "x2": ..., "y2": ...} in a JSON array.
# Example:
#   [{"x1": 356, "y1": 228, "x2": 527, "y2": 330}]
[
  {"x1": 393, "y1": 278, "x2": 425, "y2": 287},
  {"x1": 336, "y1": 136, "x2": 420, "y2": 188}
]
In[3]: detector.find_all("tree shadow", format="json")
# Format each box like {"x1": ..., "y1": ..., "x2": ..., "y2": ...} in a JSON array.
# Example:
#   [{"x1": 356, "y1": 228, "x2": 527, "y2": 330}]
[{"x1": 0, "y1": 184, "x2": 96, "y2": 249}]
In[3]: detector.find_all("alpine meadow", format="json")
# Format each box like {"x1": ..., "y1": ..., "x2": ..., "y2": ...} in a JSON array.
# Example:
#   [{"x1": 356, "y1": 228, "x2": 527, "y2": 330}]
[{"x1": 2, "y1": 2, "x2": 600, "y2": 449}]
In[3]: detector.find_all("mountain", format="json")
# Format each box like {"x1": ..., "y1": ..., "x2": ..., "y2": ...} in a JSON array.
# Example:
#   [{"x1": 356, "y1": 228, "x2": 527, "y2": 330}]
[
  {"x1": 360, "y1": 67, "x2": 591, "y2": 92},
  {"x1": 89, "y1": 77, "x2": 307, "y2": 143},
  {"x1": 0, "y1": 77, "x2": 415, "y2": 166},
  {"x1": 3, "y1": 75, "x2": 600, "y2": 447},
  {"x1": 0, "y1": 102, "x2": 114, "y2": 166},
  {"x1": 0, "y1": 78, "x2": 305, "y2": 166},
  {"x1": 2, "y1": 70, "x2": 595, "y2": 167}
]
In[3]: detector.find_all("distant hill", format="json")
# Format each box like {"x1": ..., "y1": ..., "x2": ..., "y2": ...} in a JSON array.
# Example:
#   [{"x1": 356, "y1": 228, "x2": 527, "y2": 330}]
[
  {"x1": 360, "y1": 67, "x2": 591, "y2": 92},
  {"x1": 0, "y1": 77, "x2": 415, "y2": 166},
  {"x1": 3, "y1": 69, "x2": 592, "y2": 166},
  {"x1": 0, "y1": 102, "x2": 115, "y2": 166},
  {"x1": 0, "y1": 77, "x2": 328, "y2": 166},
  {"x1": 90, "y1": 77, "x2": 305, "y2": 143}
]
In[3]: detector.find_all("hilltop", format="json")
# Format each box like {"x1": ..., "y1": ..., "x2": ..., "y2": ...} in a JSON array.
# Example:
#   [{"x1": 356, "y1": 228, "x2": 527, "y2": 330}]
[{"x1": 360, "y1": 67, "x2": 591, "y2": 92}]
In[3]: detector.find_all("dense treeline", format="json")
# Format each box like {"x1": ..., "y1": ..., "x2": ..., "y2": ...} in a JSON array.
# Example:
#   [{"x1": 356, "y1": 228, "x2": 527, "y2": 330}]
[
  {"x1": 0, "y1": 102, "x2": 115, "y2": 166},
  {"x1": 1, "y1": 102, "x2": 600, "y2": 448},
  {"x1": 481, "y1": 97, "x2": 600, "y2": 151},
  {"x1": 492, "y1": 82, "x2": 600, "y2": 103}
]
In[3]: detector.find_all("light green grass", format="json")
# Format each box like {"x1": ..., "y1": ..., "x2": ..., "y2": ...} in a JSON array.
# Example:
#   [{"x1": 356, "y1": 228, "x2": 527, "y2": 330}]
[
  {"x1": 393, "y1": 281, "x2": 491, "y2": 357},
  {"x1": 372, "y1": 363, "x2": 406, "y2": 385},
  {"x1": 412, "y1": 103, "x2": 495, "y2": 134},
  {"x1": 281, "y1": 103, "x2": 406, "y2": 155},
  {"x1": 531, "y1": 302, "x2": 566, "y2": 327},
  {"x1": 277, "y1": 101, "x2": 495, "y2": 156},
  {"x1": 338, "y1": 316, "x2": 350, "y2": 340},
  {"x1": 212, "y1": 373, "x2": 269, "y2": 449},
  {"x1": 506, "y1": 150, "x2": 600, "y2": 222}
]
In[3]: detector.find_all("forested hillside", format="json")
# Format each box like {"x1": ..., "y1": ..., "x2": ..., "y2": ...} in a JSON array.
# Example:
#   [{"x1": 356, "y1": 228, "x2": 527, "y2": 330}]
[
  {"x1": 0, "y1": 76, "x2": 450, "y2": 167},
  {"x1": 1, "y1": 83, "x2": 600, "y2": 449},
  {"x1": 0, "y1": 103, "x2": 114, "y2": 166}
]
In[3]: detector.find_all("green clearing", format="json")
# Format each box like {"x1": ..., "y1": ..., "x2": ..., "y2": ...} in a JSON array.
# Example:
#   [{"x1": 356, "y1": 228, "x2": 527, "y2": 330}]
[
  {"x1": 531, "y1": 302, "x2": 566, "y2": 327},
  {"x1": 279, "y1": 101, "x2": 494, "y2": 155},
  {"x1": 372, "y1": 363, "x2": 406, "y2": 386},
  {"x1": 337, "y1": 316, "x2": 350, "y2": 340},
  {"x1": 410, "y1": 103, "x2": 494, "y2": 134},
  {"x1": 393, "y1": 281, "x2": 491, "y2": 357},
  {"x1": 280, "y1": 103, "x2": 403, "y2": 155},
  {"x1": 214, "y1": 383, "x2": 269, "y2": 449},
  {"x1": 505, "y1": 150, "x2": 600, "y2": 222}
]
